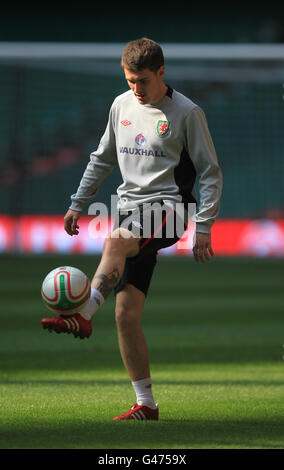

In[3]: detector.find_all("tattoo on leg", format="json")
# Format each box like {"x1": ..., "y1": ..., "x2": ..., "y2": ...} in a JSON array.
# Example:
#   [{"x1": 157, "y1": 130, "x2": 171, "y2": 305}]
[{"x1": 94, "y1": 268, "x2": 120, "y2": 298}]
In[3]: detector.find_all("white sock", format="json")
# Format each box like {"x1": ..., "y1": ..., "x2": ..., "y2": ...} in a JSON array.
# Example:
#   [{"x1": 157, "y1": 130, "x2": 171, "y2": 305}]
[
  {"x1": 131, "y1": 377, "x2": 157, "y2": 409},
  {"x1": 79, "y1": 288, "x2": 104, "y2": 320}
]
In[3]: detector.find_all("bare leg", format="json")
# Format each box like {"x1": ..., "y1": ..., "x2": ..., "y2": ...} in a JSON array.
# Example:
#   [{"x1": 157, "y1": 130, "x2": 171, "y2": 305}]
[
  {"x1": 91, "y1": 228, "x2": 140, "y2": 300},
  {"x1": 115, "y1": 284, "x2": 150, "y2": 381}
]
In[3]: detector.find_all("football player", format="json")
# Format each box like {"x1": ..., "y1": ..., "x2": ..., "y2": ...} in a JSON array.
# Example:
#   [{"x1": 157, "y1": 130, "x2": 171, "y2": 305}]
[{"x1": 41, "y1": 38, "x2": 222, "y2": 420}]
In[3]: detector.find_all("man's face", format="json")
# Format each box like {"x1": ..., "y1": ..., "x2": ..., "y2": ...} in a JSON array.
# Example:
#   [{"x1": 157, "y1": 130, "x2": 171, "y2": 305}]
[{"x1": 123, "y1": 66, "x2": 165, "y2": 105}]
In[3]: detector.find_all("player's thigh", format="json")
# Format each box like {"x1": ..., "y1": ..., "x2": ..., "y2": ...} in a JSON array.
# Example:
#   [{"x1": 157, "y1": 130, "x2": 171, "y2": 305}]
[{"x1": 115, "y1": 284, "x2": 145, "y2": 324}]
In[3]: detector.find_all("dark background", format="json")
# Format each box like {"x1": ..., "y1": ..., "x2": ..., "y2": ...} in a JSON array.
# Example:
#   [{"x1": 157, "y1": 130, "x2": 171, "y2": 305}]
[{"x1": 1, "y1": 4, "x2": 284, "y2": 43}]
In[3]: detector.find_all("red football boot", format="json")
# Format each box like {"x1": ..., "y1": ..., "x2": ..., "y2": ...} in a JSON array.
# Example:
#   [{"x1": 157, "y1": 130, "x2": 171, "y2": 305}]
[
  {"x1": 41, "y1": 313, "x2": 92, "y2": 339},
  {"x1": 112, "y1": 402, "x2": 159, "y2": 421}
]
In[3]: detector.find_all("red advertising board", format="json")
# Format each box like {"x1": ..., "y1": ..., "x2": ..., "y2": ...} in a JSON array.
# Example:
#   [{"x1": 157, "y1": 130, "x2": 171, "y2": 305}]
[{"x1": 1, "y1": 215, "x2": 284, "y2": 257}]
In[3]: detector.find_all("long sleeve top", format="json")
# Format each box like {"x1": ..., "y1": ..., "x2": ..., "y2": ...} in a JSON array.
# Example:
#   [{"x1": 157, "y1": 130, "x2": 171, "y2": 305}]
[{"x1": 70, "y1": 86, "x2": 223, "y2": 233}]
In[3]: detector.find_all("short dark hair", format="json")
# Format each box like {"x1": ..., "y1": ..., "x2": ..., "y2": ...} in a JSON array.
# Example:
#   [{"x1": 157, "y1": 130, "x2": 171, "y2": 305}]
[{"x1": 121, "y1": 38, "x2": 164, "y2": 73}]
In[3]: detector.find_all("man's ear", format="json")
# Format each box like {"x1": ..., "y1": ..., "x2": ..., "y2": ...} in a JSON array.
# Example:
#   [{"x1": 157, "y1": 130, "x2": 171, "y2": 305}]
[{"x1": 158, "y1": 65, "x2": 165, "y2": 79}]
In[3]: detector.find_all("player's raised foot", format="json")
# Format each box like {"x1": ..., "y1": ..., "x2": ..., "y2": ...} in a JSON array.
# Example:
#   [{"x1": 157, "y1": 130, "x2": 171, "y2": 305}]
[
  {"x1": 112, "y1": 401, "x2": 159, "y2": 421},
  {"x1": 41, "y1": 313, "x2": 92, "y2": 339}
]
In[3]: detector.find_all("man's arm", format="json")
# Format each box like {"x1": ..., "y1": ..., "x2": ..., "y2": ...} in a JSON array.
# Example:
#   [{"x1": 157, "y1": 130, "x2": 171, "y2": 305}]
[
  {"x1": 186, "y1": 106, "x2": 223, "y2": 262},
  {"x1": 65, "y1": 106, "x2": 117, "y2": 235},
  {"x1": 69, "y1": 155, "x2": 116, "y2": 212}
]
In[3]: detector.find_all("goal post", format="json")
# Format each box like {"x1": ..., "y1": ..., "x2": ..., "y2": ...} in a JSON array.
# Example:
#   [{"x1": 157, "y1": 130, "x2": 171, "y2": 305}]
[{"x1": 0, "y1": 42, "x2": 284, "y2": 59}]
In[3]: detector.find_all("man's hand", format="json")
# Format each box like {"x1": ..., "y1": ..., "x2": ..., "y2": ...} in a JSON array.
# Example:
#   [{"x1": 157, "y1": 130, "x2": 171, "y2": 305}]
[
  {"x1": 193, "y1": 232, "x2": 214, "y2": 263},
  {"x1": 64, "y1": 209, "x2": 81, "y2": 236}
]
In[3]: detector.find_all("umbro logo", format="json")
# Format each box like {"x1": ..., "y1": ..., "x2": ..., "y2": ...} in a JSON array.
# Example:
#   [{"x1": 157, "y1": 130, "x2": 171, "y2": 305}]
[{"x1": 121, "y1": 120, "x2": 132, "y2": 126}]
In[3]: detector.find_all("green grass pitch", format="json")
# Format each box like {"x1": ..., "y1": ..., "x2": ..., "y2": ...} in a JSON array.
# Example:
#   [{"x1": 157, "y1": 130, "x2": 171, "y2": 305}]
[{"x1": 0, "y1": 254, "x2": 283, "y2": 449}]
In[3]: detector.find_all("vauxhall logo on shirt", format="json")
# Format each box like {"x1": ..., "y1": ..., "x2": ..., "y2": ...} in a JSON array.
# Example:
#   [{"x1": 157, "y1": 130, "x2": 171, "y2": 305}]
[{"x1": 119, "y1": 132, "x2": 167, "y2": 158}]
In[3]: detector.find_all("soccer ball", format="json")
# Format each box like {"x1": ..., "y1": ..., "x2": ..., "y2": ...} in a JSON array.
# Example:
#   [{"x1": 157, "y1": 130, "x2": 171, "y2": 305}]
[{"x1": 41, "y1": 266, "x2": 91, "y2": 315}]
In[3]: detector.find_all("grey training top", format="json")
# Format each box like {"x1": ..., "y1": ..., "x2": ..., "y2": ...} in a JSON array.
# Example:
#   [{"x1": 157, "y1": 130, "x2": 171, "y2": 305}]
[{"x1": 70, "y1": 86, "x2": 223, "y2": 233}]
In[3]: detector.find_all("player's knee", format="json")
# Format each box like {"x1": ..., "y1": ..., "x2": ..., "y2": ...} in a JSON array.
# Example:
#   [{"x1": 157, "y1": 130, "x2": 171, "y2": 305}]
[
  {"x1": 104, "y1": 228, "x2": 139, "y2": 257},
  {"x1": 115, "y1": 304, "x2": 140, "y2": 330},
  {"x1": 103, "y1": 236, "x2": 129, "y2": 257}
]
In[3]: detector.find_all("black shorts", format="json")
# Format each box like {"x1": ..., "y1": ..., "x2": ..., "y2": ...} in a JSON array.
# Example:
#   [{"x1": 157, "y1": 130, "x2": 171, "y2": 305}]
[{"x1": 113, "y1": 201, "x2": 188, "y2": 296}]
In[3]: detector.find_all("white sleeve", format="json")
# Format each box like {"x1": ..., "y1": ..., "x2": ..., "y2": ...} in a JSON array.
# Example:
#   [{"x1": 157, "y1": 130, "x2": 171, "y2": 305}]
[
  {"x1": 186, "y1": 106, "x2": 223, "y2": 233},
  {"x1": 69, "y1": 106, "x2": 117, "y2": 212}
]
